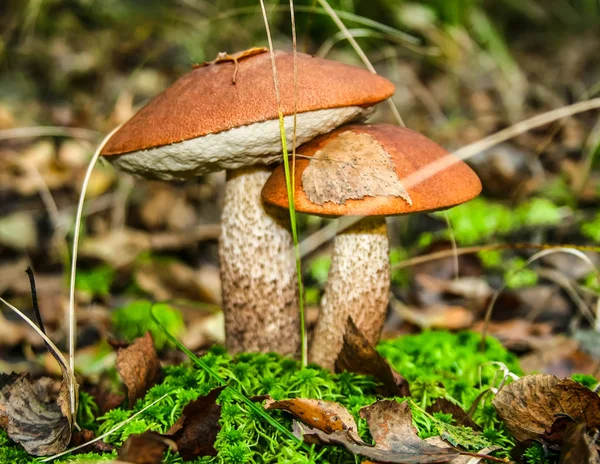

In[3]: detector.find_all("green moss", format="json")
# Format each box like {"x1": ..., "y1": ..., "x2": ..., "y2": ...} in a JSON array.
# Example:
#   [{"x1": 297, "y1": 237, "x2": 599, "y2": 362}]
[
  {"x1": 74, "y1": 265, "x2": 115, "y2": 299},
  {"x1": 0, "y1": 331, "x2": 532, "y2": 463},
  {"x1": 112, "y1": 301, "x2": 185, "y2": 350}
]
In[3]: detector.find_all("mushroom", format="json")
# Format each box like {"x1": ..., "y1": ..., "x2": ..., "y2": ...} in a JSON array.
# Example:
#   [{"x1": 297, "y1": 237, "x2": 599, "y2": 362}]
[
  {"x1": 261, "y1": 124, "x2": 482, "y2": 369},
  {"x1": 100, "y1": 49, "x2": 395, "y2": 356}
]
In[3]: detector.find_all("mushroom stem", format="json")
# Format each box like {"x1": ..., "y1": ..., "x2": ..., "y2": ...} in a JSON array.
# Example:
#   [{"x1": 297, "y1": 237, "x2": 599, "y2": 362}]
[
  {"x1": 309, "y1": 216, "x2": 390, "y2": 370},
  {"x1": 219, "y1": 165, "x2": 300, "y2": 355}
]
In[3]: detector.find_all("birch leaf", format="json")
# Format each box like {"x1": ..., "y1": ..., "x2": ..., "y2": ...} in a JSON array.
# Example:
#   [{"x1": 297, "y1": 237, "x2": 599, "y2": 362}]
[{"x1": 302, "y1": 131, "x2": 412, "y2": 206}]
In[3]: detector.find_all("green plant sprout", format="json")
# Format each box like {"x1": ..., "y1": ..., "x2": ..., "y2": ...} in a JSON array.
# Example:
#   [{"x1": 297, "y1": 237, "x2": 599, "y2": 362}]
[{"x1": 74, "y1": 265, "x2": 115, "y2": 299}]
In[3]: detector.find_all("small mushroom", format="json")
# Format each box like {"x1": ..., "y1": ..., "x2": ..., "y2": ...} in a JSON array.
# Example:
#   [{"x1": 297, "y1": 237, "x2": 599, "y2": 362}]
[
  {"x1": 262, "y1": 124, "x2": 482, "y2": 369},
  {"x1": 100, "y1": 50, "x2": 395, "y2": 356}
]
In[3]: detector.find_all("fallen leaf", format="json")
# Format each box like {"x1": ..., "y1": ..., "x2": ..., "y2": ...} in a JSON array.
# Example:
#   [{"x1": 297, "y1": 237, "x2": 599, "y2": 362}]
[
  {"x1": 116, "y1": 333, "x2": 162, "y2": 408},
  {"x1": 518, "y1": 335, "x2": 600, "y2": 377},
  {"x1": 390, "y1": 300, "x2": 474, "y2": 331},
  {"x1": 302, "y1": 130, "x2": 411, "y2": 206},
  {"x1": 424, "y1": 437, "x2": 502, "y2": 464},
  {"x1": 80, "y1": 225, "x2": 219, "y2": 268},
  {"x1": 492, "y1": 374, "x2": 600, "y2": 443},
  {"x1": 559, "y1": 421, "x2": 600, "y2": 464},
  {"x1": 117, "y1": 431, "x2": 176, "y2": 464},
  {"x1": 166, "y1": 386, "x2": 224, "y2": 459},
  {"x1": 335, "y1": 318, "x2": 410, "y2": 397},
  {"x1": 293, "y1": 400, "x2": 459, "y2": 463},
  {"x1": 361, "y1": 400, "x2": 459, "y2": 462},
  {"x1": 264, "y1": 396, "x2": 365, "y2": 445},
  {"x1": 0, "y1": 211, "x2": 37, "y2": 249},
  {"x1": 427, "y1": 399, "x2": 481, "y2": 431},
  {"x1": 0, "y1": 373, "x2": 72, "y2": 455},
  {"x1": 69, "y1": 429, "x2": 114, "y2": 454}
]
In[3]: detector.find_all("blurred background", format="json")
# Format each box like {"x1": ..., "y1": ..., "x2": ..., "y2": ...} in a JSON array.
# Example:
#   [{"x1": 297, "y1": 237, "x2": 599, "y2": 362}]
[{"x1": 0, "y1": 0, "x2": 599, "y2": 377}]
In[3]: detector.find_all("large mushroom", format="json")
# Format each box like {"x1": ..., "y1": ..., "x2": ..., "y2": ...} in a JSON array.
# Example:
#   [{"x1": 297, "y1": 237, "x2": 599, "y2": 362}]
[
  {"x1": 100, "y1": 49, "x2": 395, "y2": 356},
  {"x1": 262, "y1": 123, "x2": 482, "y2": 369}
]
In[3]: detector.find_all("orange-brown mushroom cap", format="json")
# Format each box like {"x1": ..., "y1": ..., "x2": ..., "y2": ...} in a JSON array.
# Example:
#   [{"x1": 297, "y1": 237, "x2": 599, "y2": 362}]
[
  {"x1": 262, "y1": 124, "x2": 482, "y2": 217},
  {"x1": 101, "y1": 50, "x2": 395, "y2": 157}
]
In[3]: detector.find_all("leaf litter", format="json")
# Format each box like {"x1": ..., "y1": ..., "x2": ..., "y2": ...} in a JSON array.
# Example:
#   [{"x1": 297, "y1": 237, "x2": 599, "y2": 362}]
[
  {"x1": 492, "y1": 374, "x2": 600, "y2": 445},
  {"x1": 335, "y1": 317, "x2": 410, "y2": 397},
  {"x1": 292, "y1": 399, "x2": 460, "y2": 463},
  {"x1": 116, "y1": 332, "x2": 162, "y2": 409},
  {"x1": 117, "y1": 386, "x2": 224, "y2": 463},
  {"x1": 301, "y1": 130, "x2": 412, "y2": 206}
]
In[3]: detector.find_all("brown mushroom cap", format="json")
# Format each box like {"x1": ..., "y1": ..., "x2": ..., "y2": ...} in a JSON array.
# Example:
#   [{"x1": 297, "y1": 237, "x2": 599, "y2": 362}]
[
  {"x1": 101, "y1": 50, "x2": 395, "y2": 157},
  {"x1": 261, "y1": 124, "x2": 482, "y2": 217}
]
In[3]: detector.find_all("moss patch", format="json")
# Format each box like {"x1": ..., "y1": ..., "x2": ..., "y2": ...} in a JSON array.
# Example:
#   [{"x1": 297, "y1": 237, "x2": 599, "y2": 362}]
[{"x1": 0, "y1": 331, "x2": 557, "y2": 463}]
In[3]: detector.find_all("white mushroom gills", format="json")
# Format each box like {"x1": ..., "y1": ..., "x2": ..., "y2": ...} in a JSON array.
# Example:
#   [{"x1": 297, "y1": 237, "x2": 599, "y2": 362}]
[
  {"x1": 309, "y1": 217, "x2": 390, "y2": 370},
  {"x1": 111, "y1": 106, "x2": 371, "y2": 180}
]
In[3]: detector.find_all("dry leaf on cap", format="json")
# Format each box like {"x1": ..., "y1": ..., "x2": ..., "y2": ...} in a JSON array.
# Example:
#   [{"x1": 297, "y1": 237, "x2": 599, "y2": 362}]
[
  {"x1": 117, "y1": 431, "x2": 176, "y2": 464},
  {"x1": 335, "y1": 318, "x2": 410, "y2": 398},
  {"x1": 558, "y1": 421, "x2": 600, "y2": 464},
  {"x1": 293, "y1": 400, "x2": 458, "y2": 463},
  {"x1": 165, "y1": 386, "x2": 224, "y2": 459},
  {"x1": 0, "y1": 373, "x2": 73, "y2": 456},
  {"x1": 492, "y1": 374, "x2": 600, "y2": 443},
  {"x1": 302, "y1": 131, "x2": 412, "y2": 206},
  {"x1": 264, "y1": 396, "x2": 365, "y2": 445},
  {"x1": 116, "y1": 333, "x2": 162, "y2": 408}
]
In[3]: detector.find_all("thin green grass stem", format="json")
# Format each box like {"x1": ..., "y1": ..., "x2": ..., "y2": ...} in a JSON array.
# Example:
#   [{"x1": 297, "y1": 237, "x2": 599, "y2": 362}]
[{"x1": 259, "y1": 0, "x2": 308, "y2": 367}]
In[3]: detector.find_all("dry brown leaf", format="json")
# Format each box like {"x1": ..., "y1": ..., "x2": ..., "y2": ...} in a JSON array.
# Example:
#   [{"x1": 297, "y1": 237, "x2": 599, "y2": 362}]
[
  {"x1": 69, "y1": 429, "x2": 114, "y2": 455},
  {"x1": 117, "y1": 430, "x2": 176, "y2": 464},
  {"x1": 559, "y1": 421, "x2": 600, "y2": 464},
  {"x1": 423, "y1": 437, "x2": 502, "y2": 464},
  {"x1": 166, "y1": 386, "x2": 224, "y2": 459},
  {"x1": 0, "y1": 373, "x2": 72, "y2": 456},
  {"x1": 293, "y1": 400, "x2": 458, "y2": 463},
  {"x1": 302, "y1": 131, "x2": 411, "y2": 206},
  {"x1": 335, "y1": 318, "x2": 410, "y2": 397},
  {"x1": 492, "y1": 374, "x2": 600, "y2": 443},
  {"x1": 264, "y1": 396, "x2": 365, "y2": 445},
  {"x1": 427, "y1": 399, "x2": 481, "y2": 431},
  {"x1": 116, "y1": 333, "x2": 162, "y2": 408}
]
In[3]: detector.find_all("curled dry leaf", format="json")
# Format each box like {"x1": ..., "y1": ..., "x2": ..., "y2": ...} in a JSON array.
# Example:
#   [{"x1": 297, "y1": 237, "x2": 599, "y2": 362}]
[
  {"x1": 0, "y1": 373, "x2": 72, "y2": 456},
  {"x1": 165, "y1": 386, "x2": 224, "y2": 459},
  {"x1": 116, "y1": 332, "x2": 162, "y2": 408},
  {"x1": 427, "y1": 399, "x2": 481, "y2": 431},
  {"x1": 69, "y1": 429, "x2": 114, "y2": 455},
  {"x1": 492, "y1": 374, "x2": 600, "y2": 443},
  {"x1": 118, "y1": 386, "x2": 224, "y2": 463},
  {"x1": 335, "y1": 318, "x2": 410, "y2": 397},
  {"x1": 294, "y1": 400, "x2": 458, "y2": 463},
  {"x1": 559, "y1": 421, "x2": 600, "y2": 464},
  {"x1": 302, "y1": 131, "x2": 412, "y2": 206},
  {"x1": 264, "y1": 396, "x2": 365, "y2": 445},
  {"x1": 117, "y1": 430, "x2": 177, "y2": 464},
  {"x1": 423, "y1": 437, "x2": 502, "y2": 464},
  {"x1": 360, "y1": 400, "x2": 459, "y2": 463}
]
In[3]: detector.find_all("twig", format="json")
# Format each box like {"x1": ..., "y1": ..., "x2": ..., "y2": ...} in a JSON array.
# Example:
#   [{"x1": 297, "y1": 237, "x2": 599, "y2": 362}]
[
  {"x1": 0, "y1": 126, "x2": 100, "y2": 141},
  {"x1": 25, "y1": 267, "x2": 46, "y2": 335}
]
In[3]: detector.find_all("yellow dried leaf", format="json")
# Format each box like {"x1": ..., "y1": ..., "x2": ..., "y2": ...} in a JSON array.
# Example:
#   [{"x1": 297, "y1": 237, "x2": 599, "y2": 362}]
[{"x1": 301, "y1": 131, "x2": 412, "y2": 206}]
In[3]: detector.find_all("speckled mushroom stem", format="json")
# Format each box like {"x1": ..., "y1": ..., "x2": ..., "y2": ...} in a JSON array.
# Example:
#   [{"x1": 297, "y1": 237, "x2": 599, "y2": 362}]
[
  {"x1": 309, "y1": 216, "x2": 390, "y2": 370},
  {"x1": 219, "y1": 166, "x2": 300, "y2": 356}
]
